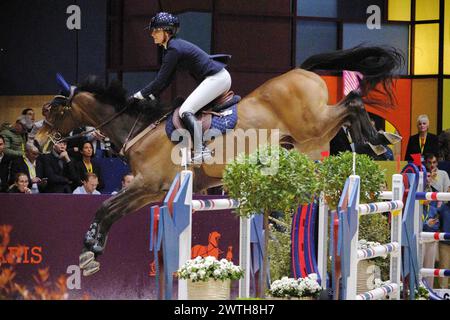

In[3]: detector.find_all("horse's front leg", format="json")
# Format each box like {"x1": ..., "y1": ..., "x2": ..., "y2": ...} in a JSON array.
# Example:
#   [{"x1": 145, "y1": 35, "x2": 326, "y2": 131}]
[{"x1": 79, "y1": 175, "x2": 165, "y2": 276}]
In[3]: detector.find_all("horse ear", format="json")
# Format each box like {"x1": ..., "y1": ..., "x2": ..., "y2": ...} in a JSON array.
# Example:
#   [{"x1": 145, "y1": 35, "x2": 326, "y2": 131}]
[{"x1": 56, "y1": 73, "x2": 71, "y2": 96}]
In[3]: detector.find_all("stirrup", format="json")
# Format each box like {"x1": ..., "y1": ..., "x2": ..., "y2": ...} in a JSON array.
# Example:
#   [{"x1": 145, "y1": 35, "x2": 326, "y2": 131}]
[{"x1": 191, "y1": 146, "x2": 213, "y2": 164}]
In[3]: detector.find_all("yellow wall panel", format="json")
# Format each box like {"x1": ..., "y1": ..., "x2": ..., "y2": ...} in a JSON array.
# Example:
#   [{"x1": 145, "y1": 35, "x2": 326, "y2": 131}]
[
  {"x1": 415, "y1": 0, "x2": 440, "y2": 20},
  {"x1": 388, "y1": 0, "x2": 411, "y2": 21},
  {"x1": 443, "y1": 79, "x2": 450, "y2": 130},
  {"x1": 414, "y1": 24, "x2": 439, "y2": 75},
  {"x1": 445, "y1": 0, "x2": 450, "y2": 74},
  {"x1": 411, "y1": 79, "x2": 438, "y2": 134}
]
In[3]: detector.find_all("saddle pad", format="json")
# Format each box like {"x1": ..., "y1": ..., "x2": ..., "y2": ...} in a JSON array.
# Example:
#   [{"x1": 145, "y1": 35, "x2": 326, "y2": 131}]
[{"x1": 165, "y1": 105, "x2": 238, "y2": 142}]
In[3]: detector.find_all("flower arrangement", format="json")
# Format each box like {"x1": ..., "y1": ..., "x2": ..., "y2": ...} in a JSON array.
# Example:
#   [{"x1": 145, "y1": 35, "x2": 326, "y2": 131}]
[
  {"x1": 177, "y1": 256, "x2": 244, "y2": 282},
  {"x1": 415, "y1": 283, "x2": 430, "y2": 300},
  {"x1": 269, "y1": 274, "x2": 322, "y2": 299}
]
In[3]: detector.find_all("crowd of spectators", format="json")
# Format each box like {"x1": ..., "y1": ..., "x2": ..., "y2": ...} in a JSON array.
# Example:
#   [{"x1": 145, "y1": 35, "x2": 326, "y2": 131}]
[{"x1": 0, "y1": 105, "x2": 131, "y2": 195}]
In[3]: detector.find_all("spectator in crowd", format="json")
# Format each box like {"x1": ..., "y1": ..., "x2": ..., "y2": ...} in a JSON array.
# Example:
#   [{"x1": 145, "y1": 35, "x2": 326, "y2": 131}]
[
  {"x1": 330, "y1": 125, "x2": 393, "y2": 160},
  {"x1": 9, "y1": 142, "x2": 46, "y2": 194},
  {"x1": 111, "y1": 173, "x2": 134, "y2": 195},
  {"x1": 0, "y1": 135, "x2": 14, "y2": 192},
  {"x1": 73, "y1": 141, "x2": 104, "y2": 191},
  {"x1": 425, "y1": 153, "x2": 450, "y2": 194},
  {"x1": 405, "y1": 114, "x2": 439, "y2": 162},
  {"x1": 41, "y1": 140, "x2": 77, "y2": 193},
  {"x1": 67, "y1": 127, "x2": 110, "y2": 161},
  {"x1": 28, "y1": 103, "x2": 51, "y2": 143},
  {"x1": 7, "y1": 172, "x2": 32, "y2": 194},
  {"x1": 423, "y1": 153, "x2": 450, "y2": 288},
  {"x1": 0, "y1": 115, "x2": 33, "y2": 158},
  {"x1": 73, "y1": 172, "x2": 101, "y2": 195},
  {"x1": 21, "y1": 108, "x2": 35, "y2": 123}
]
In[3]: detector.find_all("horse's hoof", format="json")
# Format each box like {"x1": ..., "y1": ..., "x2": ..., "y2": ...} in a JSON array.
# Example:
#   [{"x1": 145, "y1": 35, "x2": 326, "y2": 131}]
[
  {"x1": 91, "y1": 243, "x2": 105, "y2": 255},
  {"x1": 82, "y1": 260, "x2": 100, "y2": 277},
  {"x1": 79, "y1": 251, "x2": 95, "y2": 270}
]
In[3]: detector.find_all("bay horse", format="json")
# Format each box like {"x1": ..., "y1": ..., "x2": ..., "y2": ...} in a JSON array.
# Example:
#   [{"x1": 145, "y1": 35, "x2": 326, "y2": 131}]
[{"x1": 36, "y1": 46, "x2": 402, "y2": 276}]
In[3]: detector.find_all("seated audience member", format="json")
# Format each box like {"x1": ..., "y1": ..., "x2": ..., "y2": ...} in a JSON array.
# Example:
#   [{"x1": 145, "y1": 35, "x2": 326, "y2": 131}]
[
  {"x1": 0, "y1": 115, "x2": 33, "y2": 158},
  {"x1": 421, "y1": 171, "x2": 441, "y2": 288},
  {"x1": 41, "y1": 141, "x2": 77, "y2": 193},
  {"x1": 111, "y1": 173, "x2": 134, "y2": 195},
  {"x1": 405, "y1": 114, "x2": 439, "y2": 162},
  {"x1": 425, "y1": 153, "x2": 450, "y2": 193},
  {"x1": 330, "y1": 125, "x2": 392, "y2": 160},
  {"x1": 7, "y1": 172, "x2": 32, "y2": 194},
  {"x1": 0, "y1": 135, "x2": 14, "y2": 192},
  {"x1": 9, "y1": 143, "x2": 46, "y2": 193},
  {"x1": 73, "y1": 141, "x2": 104, "y2": 191},
  {"x1": 73, "y1": 172, "x2": 101, "y2": 195}
]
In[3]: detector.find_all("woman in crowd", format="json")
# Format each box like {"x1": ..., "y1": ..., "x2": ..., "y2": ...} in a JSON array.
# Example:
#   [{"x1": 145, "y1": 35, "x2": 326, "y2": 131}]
[
  {"x1": 8, "y1": 172, "x2": 32, "y2": 194},
  {"x1": 73, "y1": 141, "x2": 104, "y2": 191}
]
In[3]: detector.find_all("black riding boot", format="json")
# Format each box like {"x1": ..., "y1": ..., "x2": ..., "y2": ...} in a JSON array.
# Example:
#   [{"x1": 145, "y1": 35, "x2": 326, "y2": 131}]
[{"x1": 181, "y1": 112, "x2": 211, "y2": 163}]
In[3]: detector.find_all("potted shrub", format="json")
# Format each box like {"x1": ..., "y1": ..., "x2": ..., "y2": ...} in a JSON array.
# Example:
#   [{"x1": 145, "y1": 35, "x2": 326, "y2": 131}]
[
  {"x1": 223, "y1": 145, "x2": 319, "y2": 297},
  {"x1": 177, "y1": 256, "x2": 244, "y2": 300}
]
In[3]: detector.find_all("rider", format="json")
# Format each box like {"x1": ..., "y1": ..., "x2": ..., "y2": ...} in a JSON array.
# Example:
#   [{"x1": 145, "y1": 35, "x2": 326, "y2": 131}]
[{"x1": 131, "y1": 12, "x2": 232, "y2": 162}]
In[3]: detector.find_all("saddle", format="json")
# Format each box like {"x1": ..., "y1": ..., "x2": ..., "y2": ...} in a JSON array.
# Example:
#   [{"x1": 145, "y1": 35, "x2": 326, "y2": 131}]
[{"x1": 171, "y1": 91, "x2": 241, "y2": 132}]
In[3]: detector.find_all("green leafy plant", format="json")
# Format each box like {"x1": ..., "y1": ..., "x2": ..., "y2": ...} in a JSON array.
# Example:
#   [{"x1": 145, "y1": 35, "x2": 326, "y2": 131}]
[
  {"x1": 223, "y1": 145, "x2": 319, "y2": 296},
  {"x1": 317, "y1": 151, "x2": 386, "y2": 210}
]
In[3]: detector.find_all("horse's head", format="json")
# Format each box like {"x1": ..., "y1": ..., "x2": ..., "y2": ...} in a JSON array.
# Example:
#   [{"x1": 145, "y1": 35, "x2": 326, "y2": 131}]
[{"x1": 208, "y1": 231, "x2": 221, "y2": 245}]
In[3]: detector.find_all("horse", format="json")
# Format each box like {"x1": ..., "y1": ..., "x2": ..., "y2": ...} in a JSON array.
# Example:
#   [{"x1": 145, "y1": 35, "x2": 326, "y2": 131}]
[
  {"x1": 191, "y1": 231, "x2": 223, "y2": 259},
  {"x1": 35, "y1": 46, "x2": 403, "y2": 276}
]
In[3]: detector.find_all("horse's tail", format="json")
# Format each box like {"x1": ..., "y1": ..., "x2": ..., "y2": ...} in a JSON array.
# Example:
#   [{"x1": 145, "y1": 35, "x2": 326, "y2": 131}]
[{"x1": 300, "y1": 46, "x2": 404, "y2": 107}]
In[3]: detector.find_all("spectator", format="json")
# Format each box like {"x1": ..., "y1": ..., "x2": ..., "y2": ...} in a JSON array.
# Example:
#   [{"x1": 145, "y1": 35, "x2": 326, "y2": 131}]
[
  {"x1": 0, "y1": 115, "x2": 33, "y2": 157},
  {"x1": 21, "y1": 108, "x2": 35, "y2": 124},
  {"x1": 405, "y1": 114, "x2": 439, "y2": 162},
  {"x1": 28, "y1": 103, "x2": 51, "y2": 143},
  {"x1": 421, "y1": 171, "x2": 441, "y2": 288},
  {"x1": 7, "y1": 172, "x2": 32, "y2": 194},
  {"x1": 73, "y1": 141, "x2": 104, "y2": 191},
  {"x1": 111, "y1": 173, "x2": 134, "y2": 195},
  {"x1": 9, "y1": 142, "x2": 46, "y2": 194},
  {"x1": 0, "y1": 135, "x2": 14, "y2": 192},
  {"x1": 67, "y1": 126, "x2": 109, "y2": 160},
  {"x1": 425, "y1": 153, "x2": 450, "y2": 193},
  {"x1": 73, "y1": 172, "x2": 101, "y2": 195},
  {"x1": 330, "y1": 125, "x2": 392, "y2": 160},
  {"x1": 423, "y1": 153, "x2": 450, "y2": 288},
  {"x1": 41, "y1": 141, "x2": 77, "y2": 193}
]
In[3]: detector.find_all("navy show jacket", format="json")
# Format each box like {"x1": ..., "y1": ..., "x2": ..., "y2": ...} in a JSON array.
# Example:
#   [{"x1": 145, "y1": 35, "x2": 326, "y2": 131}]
[{"x1": 141, "y1": 38, "x2": 230, "y2": 98}]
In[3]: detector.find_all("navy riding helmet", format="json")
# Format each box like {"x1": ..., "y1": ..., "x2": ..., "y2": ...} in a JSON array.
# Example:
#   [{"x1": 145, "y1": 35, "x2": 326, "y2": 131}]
[{"x1": 146, "y1": 12, "x2": 179, "y2": 35}]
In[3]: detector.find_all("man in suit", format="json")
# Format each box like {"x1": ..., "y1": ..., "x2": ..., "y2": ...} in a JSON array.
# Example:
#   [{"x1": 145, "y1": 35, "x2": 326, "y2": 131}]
[
  {"x1": 0, "y1": 135, "x2": 15, "y2": 192},
  {"x1": 41, "y1": 140, "x2": 77, "y2": 193},
  {"x1": 405, "y1": 114, "x2": 439, "y2": 162}
]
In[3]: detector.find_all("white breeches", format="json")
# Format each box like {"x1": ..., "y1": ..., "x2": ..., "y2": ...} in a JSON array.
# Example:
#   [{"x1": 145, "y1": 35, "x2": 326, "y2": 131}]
[{"x1": 178, "y1": 68, "x2": 232, "y2": 117}]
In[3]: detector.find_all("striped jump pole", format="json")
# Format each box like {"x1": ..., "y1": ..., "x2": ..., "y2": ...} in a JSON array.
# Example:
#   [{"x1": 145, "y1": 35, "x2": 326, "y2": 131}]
[
  {"x1": 420, "y1": 232, "x2": 450, "y2": 243},
  {"x1": 357, "y1": 242, "x2": 400, "y2": 261},
  {"x1": 415, "y1": 192, "x2": 450, "y2": 201},
  {"x1": 358, "y1": 200, "x2": 403, "y2": 215},
  {"x1": 420, "y1": 268, "x2": 450, "y2": 278},
  {"x1": 356, "y1": 283, "x2": 399, "y2": 300}
]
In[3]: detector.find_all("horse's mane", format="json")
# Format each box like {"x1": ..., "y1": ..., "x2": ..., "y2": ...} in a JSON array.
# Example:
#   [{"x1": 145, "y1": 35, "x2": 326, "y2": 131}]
[{"x1": 77, "y1": 76, "x2": 173, "y2": 124}]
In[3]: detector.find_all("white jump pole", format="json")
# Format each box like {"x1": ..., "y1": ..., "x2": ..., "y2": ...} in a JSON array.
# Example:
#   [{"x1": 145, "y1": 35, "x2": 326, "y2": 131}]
[
  {"x1": 389, "y1": 174, "x2": 403, "y2": 300},
  {"x1": 239, "y1": 216, "x2": 251, "y2": 298},
  {"x1": 415, "y1": 171, "x2": 424, "y2": 266}
]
